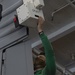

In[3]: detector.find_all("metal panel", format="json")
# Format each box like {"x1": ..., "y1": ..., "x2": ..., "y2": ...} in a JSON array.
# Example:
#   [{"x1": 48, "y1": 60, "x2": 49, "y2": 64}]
[
  {"x1": 0, "y1": 0, "x2": 23, "y2": 40},
  {"x1": 0, "y1": 0, "x2": 28, "y2": 50},
  {"x1": 0, "y1": 0, "x2": 23, "y2": 28},
  {"x1": 0, "y1": 11, "x2": 16, "y2": 29},
  {"x1": 1, "y1": 0, "x2": 23, "y2": 17},
  {"x1": 0, "y1": 50, "x2": 2, "y2": 75},
  {"x1": 24, "y1": 40, "x2": 34, "y2": 75},
  {"x1": 0, "y1": 23, "x2": 16, "y2": 38},
  {"x1": 5, "y1": 40, "x2": 34, "y2": 75},
  {"x1": 0, "y1": 27, "x2": 28, "y2": 49}
]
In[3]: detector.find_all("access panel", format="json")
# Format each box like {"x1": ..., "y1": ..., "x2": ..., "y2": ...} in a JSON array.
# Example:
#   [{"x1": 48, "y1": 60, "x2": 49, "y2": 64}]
[{"x1": 4, "y1": 40, "x2": 34, "y2": 75}]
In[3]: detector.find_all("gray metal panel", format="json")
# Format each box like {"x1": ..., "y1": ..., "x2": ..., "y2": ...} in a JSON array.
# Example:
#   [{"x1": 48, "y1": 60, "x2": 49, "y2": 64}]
[
  {"x1": 5, "y1": 40, "x2": 34, "y2": 75},
  {"x1": 0, "y1": 51, "x2": 2, "y2": 75},
  {"x1": 0, "y1": 0, "x2": 23, "y2": 41},
  {"x1": 1, "y1": 0, "x2": 23, "y2": 17},
  {"x1": 0, "y1": 27, "x2": 28, "y2": 49},
  {"x1": 0, "y1": 23, "x2": 16, "y2": 38},
  {"x1": 24, "y1": 40, "x2": 34, "y2": 75},
  {"x1": 0, "y1": 11, "x2": 16, "y2": 29},
  {"x1": 0, "y1": 0, "x2": 27, "y2": 52},
  {"x1": 0, "y1": 0, "x2": 23, "y2": 28}
]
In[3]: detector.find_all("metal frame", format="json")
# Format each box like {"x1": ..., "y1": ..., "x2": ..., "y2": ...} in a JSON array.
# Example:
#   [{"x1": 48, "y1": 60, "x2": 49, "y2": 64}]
[
  {"x1": 4, "y1": 40, "x2": 34, "y2": 75},
  {"x1": 51, "y1": 0, "x2": 75, "y2": 21},
  {"x1": 0, "y1": 50, "x2": 2, "y2": 75},
  {"x1": 0, "y1": 27, "x2": 29, "y2": 50},
  {"x1": 32, "y1": 21, "x2": 75, "y2": 48}
]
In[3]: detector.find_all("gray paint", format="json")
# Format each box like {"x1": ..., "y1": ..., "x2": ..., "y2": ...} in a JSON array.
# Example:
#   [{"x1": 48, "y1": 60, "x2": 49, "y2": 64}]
[
  {"x1": 0, "y1": 23, "x2": 16, "y2": 38},
  {"x1": 1, "y1": 0, "x2": 23, "y2": 13},
  {"x1": 29, "y1": 0, "x2": 75, "y2": 39},
  {"x1": 0, "y1": 0, "x2": 23, "y2": 40},
  {"x1": 0, "y1": 12, "x2": 16, "y2": 29},
  {"x1": 0, "y1": 0, "x2": 23, "y2": 28},
  {"x1": 0, "y1": 27, "x2": 28, "y2": 49},
  {"x1": 0, "y1": 51, "x2": 2, "y2": 75},
  {"x1": 0, "y1": 0, "x2": 75, "y2": 42},
  {"x1": 51, "y1": 31, "x2": 75, "y2": 75},
  {"x1": 2, "y1": 0, "x2": 23, "y2": 17},
  {"x1": 0, "y1": 0, "x2": 75, "y2": 75},
  {"x1": 5, "y1": 40, "x2": 34, "y2": 75}
]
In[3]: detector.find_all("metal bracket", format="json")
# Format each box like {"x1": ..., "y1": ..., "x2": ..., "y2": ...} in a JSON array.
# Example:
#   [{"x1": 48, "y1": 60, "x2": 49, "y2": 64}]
[
  {"x1": 13, "y1": 15, "x2": 29, "y2": 35},
  {"x1": 13, "y1": 15, "x2": 20, "y2": 28}
]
